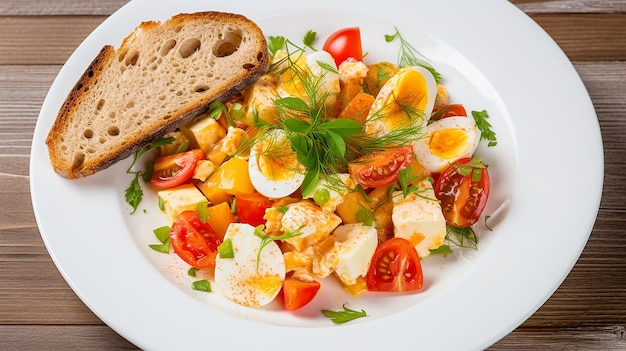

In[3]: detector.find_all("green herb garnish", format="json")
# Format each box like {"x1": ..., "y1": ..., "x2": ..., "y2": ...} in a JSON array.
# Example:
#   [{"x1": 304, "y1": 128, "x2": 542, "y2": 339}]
[
  {"x1": 322, "y1": 304, "x2": 367, "y2": 324},
  {"x1": 471, "y1": 110, "x2": 497, "y2": 147},
  {"x1": 453, "y1": 157, "x2": 487, "y2": 182},
  {"x1": 446, "y1": 225, "x2": 479, "y2": 250},
  {"x1": 149, "y1": 225, "x2": 171, "y2": 253},
  {"x1": 253, "y1": 225, "x2": 302, "y2": 269},
  {"x1": 268, "y1": 35, "x2": 286, "y2": 58},
  {"x1": 218, "y1": 238, "x2": 235, "y2": 259},
  {"x1": 385, "y1": 27, "x2": 442, "y2": 83},
  {"x1": 125, "y1": 137, "x2": 174, "y2": 214},
  {"x1": 187, "y1": 267, "x2": 198, "y2": 277},
  {"x1": 191, "y1": 279, "x2": 212, "y2": 292},
  {"x1": 209, "y1": 101, "x2": 235, "y2": 126},
  {"x1": 302, "y1": 29, "x2": 317, "y2": 51},
  {"x1": 196, "y1": 201, "x2": 210, "y2": 223}
]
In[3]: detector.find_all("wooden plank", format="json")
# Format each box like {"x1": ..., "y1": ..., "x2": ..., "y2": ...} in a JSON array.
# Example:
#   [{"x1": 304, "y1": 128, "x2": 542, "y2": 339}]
[
  {"x1": 0, "y1": 16, "x2": 107, "y2": 65},
  {"x1": 491, "y1": 326, "x2": 626, "y2": 349},
  {"x1": 0, "y1": 0, "x2": 624, "y2": 16},
  {"x1": 513, "y1": 0, "x2": 626, "y2": 14},
  {"x1": 0, "y1": 0, "x2": 128, "y2": 16},
  {"x1": 0, "y1": 325, "x2": 137, "y2": 350},
  {"x1": 530, "y1": 13, "x2": 626, "y2": 61},
  {"x1": 0, "y1": 13, "x2": 625, "y2": 65}
]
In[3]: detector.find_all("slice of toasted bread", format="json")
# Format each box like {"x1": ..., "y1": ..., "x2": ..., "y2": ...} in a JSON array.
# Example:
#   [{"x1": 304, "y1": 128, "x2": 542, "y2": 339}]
[{"x1": 45, "y1": 11, "x2": 269, "y2": 178}]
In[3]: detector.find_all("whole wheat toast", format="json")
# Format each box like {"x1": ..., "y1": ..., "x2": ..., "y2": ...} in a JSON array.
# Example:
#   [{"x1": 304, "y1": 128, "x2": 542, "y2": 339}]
[{"x1": 45, "y1": 11, "x2": 269, "y2": 178}]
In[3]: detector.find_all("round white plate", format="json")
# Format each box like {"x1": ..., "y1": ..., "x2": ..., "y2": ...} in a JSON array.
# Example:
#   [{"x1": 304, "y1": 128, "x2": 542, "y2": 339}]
[{"x1": 30, "y1": 0, "x2": 603, "y2": 350}]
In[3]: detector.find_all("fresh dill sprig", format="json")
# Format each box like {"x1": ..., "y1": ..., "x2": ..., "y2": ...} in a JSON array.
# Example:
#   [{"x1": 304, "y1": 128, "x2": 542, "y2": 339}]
[{"x1": 385, "y1": 27, "x2": 442, "y2": 83}]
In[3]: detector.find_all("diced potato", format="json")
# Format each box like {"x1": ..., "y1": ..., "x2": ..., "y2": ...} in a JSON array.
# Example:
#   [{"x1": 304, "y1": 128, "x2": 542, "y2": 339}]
[{"x1": 338, "y1": 92, "x2": 375, "y2": 124}]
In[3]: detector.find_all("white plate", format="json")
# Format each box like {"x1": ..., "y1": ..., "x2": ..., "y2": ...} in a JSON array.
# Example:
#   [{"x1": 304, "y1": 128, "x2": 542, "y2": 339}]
[{"x1": 30, "y1": 0, "x2": 603, "y2": 349}]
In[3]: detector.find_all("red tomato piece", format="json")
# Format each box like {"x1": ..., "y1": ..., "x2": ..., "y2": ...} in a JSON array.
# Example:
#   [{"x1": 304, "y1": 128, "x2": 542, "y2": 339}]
[
  {"x1": 430, "y1": 104, "x2": 467, "y2": 121},
  {"x1": 170, "y1": 211, "x2": 221, "y2": 269},
  {"x1": 348, "y1": 146, "x2": 413, "y2": 188},
  {"x1": 235, "y1": 192, "x2": 274, "y2": 227},
  {"x1": 281, "y1": 277, "x2": 321, "y2": 311},
  {"x1": 149, "y1": 149, "x2": 204, "y2": 189},
  {"x1": 366, "y1": 238, "x2": 423, "y2": 292},
  {"x1": 433, "y1": 157, "x2": 490, "y2": 228},
  {"x1": 322, "y1": 27, "x2": 363, "y2": 66}
]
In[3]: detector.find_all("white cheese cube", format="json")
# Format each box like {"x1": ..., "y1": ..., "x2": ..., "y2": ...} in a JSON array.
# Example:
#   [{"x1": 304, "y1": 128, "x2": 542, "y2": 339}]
[
  {"x1": 391, "y1": 182, "x2": 446, "y2": 257},
  {"x1": 328, "y1": 223, "x2": 377, "y2": 286},
  {"x1": 303, "y1": 173, "x2": 356, "y2": 212},
  {"x1": 157, "y1": 184, "x2": 207, "y2": 224}
]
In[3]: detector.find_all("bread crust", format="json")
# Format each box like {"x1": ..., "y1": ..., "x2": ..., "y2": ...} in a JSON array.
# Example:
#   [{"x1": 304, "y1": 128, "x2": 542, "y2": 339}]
[{"x1": 45, "y1": 11, "x2": 269, "y2": 178}]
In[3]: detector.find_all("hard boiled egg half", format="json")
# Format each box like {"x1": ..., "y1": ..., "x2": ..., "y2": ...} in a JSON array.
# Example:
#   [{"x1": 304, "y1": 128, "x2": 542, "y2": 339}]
[
  {"x1": 276, "y1": 50, "x2": 340, "y2": 106},
  {"x1": 214, "y1": 223, "x2": 286, "y2": 307},
  {"x1": 365, "y1": 66, "x2": 437, "y2": 137},
  {"x1": 248, "y1": 128, "x2": 305, "y2": 199},
  {"x1": 412, "y1": 116, "x2": 481, "y2": 173}
]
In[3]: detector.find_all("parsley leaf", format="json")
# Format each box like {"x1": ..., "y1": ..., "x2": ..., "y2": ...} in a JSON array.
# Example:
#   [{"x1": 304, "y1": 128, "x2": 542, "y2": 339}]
[
  {"x1": 267, "y1": 35, "x2": 286, "y2": 57},
  {"x1": 124, "y1": 175, "x2": 143, "y2": 214},
  {"x1": 302, "y1": 29, "x2": 317, "y2": 51},
  {"x1": 124, "y1": 137, "x2": 174, "y2": 213},
  {"x1": 472, "y1": 110, "x2": 497, "y2": 147},
  {"x1": 322, "y1": 304, "x2": 367, "y2": 324}
]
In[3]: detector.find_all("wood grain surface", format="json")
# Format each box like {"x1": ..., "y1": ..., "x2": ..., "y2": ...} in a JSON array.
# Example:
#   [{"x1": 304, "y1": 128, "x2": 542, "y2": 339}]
[{"x1": 1, "y1": 0, "x2": 625, "y2": 349}]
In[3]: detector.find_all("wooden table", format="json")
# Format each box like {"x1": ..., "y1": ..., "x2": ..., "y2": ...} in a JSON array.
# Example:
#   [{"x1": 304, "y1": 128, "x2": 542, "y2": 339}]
[{"x1": 1, "y1": 0, "x2": 625, "y2": 349}]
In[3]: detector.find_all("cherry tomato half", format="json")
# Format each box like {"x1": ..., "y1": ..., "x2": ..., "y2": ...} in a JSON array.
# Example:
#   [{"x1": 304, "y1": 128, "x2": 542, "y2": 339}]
[
  {"x1": 433, "y1": 157, "x2": 490, "y2": 228},
  {"x1": 322, "y1": 27, "x2": 363, "y2": 66},
  {"x1": 170, "y1": 211, "x2": 221, "y2": 269},
  {"x1": 430, "y1": 104, "x2": 467, "y2": 121},
  {"x1": 235, "y1": 192, "x2": 274, "y2": 227},
  {"x1": 366, "y1": 237, "x2": 423, "y2": 292},
  {"x1": 281, "y1": 277, "x2": 321, "y2": 311},
  {"x1": 348, "y1": 146, "x2": 413, "y2": 189},
  {"x1": 149, "y1": 149, "x2": 204, "y2": 189}
]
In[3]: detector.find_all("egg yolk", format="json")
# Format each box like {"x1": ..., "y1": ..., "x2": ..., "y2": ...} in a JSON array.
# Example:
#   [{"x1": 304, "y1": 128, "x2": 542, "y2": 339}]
[
  {"x1": 429, "y1": 128, "x2": 469, "y2": 160},
  {"x1": 245, "y1": 273, "x2": 282, "y2": 297},
  {"x1": 279, "y1": 54, "x2": 309, "y2": 99},
  {"x1": 381, "y1": 69, "x2": 429, "y2": 129},
  {"x1": 255, "y1": 136, "x2": 301, "y2": 182}
]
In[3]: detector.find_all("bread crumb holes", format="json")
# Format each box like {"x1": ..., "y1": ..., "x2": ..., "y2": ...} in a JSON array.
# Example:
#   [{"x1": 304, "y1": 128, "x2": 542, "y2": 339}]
[
  {"x1": 213, "y1": 30, "x2": 242, "y2": 57},
  {"x1": 107, "y1": 126, "x2": 120, "y2": 136},
  {"x1": 179, "y1": 38, "x2": 201, "y2": 59}
]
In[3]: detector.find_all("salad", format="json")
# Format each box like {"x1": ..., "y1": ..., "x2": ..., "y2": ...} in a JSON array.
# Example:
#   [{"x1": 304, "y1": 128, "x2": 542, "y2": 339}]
[{"x1": 125, "y1": 26, "x2": 497, "y2": 318}]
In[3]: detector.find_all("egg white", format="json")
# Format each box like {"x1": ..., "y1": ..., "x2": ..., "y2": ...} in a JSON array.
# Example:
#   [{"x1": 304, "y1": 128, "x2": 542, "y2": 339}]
[
  {"x1": 365, "y1": 65, "x2": 437, "y2": 137},
  {"x1": 248, "y1": 129, "x2": 305, "y2": 199},
  {"x1": 413, "y1": 116, "x2": 481, "y2": 173},
  {"x1": 214, "y1": 223, "x2": 286, "y2": 307},
  {"x1": 275, "y1": 50, "x2": 340, "y2": 102}
]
